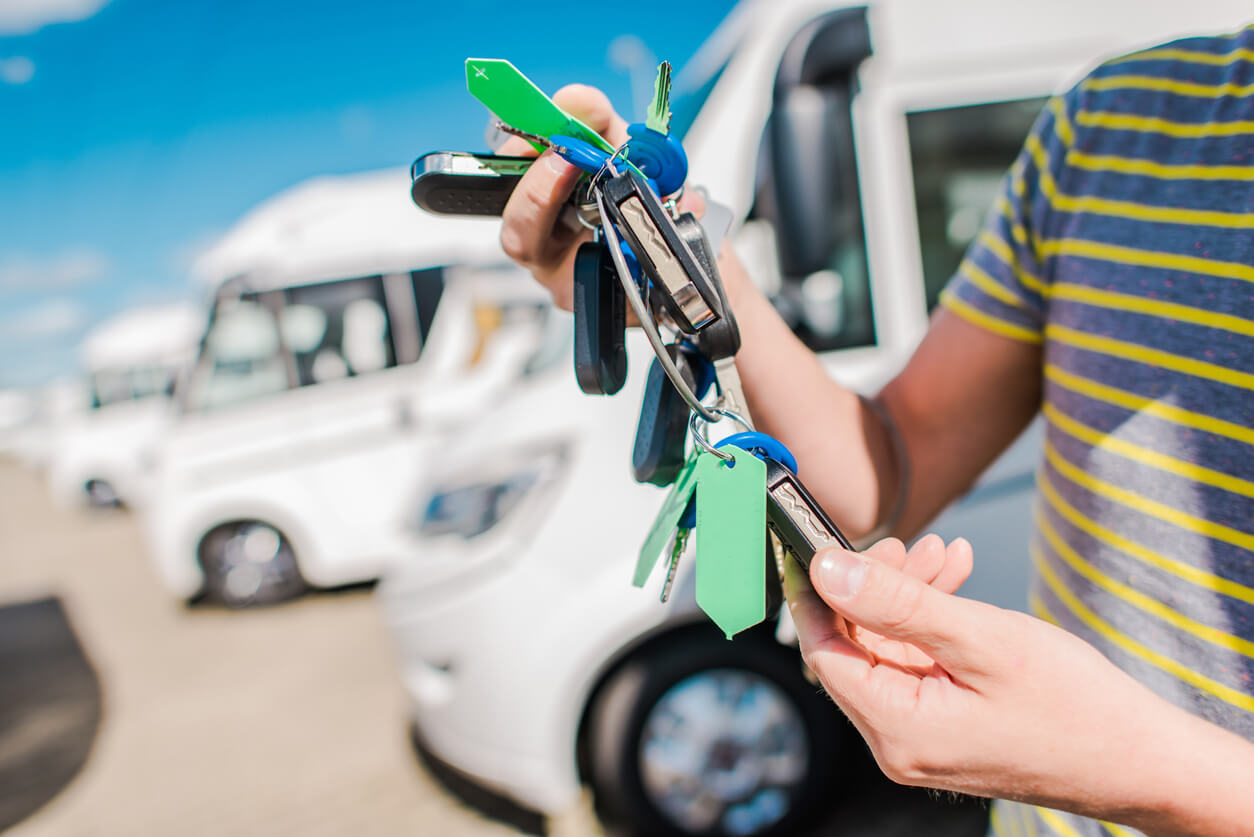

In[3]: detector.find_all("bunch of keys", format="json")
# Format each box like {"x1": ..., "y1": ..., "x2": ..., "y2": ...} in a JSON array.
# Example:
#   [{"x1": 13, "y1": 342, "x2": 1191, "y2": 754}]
[
  {"x1": 634, "y1": 413, "x2": 855, "y2": 639},
  {"x1": 411, "y1": 58, "x2": 851, "y2": 637}
]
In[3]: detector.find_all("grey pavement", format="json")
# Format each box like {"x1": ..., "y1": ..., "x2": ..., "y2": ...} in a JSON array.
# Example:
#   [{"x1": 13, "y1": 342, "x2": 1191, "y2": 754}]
[{"x1": 0, "y1": 460, "x2": 545, "y2": 837}]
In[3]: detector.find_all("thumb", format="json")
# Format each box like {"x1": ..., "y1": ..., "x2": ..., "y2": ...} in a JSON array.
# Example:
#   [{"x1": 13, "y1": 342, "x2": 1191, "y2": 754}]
[
  {"x1": 552, "y1": 84, "x2": 629, "y2": 147},
  {"x1": 810, "y1": 547, "x2": 983, "y2": 676}
]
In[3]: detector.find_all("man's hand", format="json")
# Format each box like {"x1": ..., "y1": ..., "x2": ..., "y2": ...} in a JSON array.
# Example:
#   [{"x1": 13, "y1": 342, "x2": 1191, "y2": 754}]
[
  {"x1": 497, "y1": 83, "x2": 707, "y2": 311},
  {"x1": 785, "y1": 537, "x2": 1254, "y2": 835}
]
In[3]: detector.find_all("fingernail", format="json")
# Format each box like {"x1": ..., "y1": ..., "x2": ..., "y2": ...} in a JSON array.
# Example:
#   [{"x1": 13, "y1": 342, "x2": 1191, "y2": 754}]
[
  {"x1": 817, "y1": 551, "x2": 868, "y2": 599},
  {"x1": 544, "y1": 151, "x2": 569, "y2": 174}
]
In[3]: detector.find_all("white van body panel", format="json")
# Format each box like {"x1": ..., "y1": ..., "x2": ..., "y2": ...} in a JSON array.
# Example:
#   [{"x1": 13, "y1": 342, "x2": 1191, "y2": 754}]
[{"x1": 45, "y1": 303, "x2": 201, "y2": 510}]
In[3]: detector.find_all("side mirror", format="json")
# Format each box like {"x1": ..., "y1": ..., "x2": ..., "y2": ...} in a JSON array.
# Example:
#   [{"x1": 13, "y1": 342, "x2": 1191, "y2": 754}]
[{"x1": 766, "y1": 84, "x2": 851, "y2": 278}]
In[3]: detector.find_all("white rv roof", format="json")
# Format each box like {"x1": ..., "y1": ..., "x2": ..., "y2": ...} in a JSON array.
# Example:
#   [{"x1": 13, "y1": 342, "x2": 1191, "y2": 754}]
[
  {"x1": 193, "y1": 168, "x2": 508, "y2": 292},
  {"x1": 80, "y1": 302, "x2": 202, "y2": 370}
]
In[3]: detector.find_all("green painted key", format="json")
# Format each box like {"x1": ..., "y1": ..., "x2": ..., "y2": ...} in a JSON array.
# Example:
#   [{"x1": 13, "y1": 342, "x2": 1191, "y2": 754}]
[{"x1": 465, "y1": 58, "x2": 615, "y2": 155}]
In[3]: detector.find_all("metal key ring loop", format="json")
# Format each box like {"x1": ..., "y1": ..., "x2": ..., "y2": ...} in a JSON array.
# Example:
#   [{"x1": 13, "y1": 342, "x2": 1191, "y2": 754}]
[
  {"x1": 687, "y1": 407, "x2": 752, "y2": 462},
  {"x1": 595, "y1": 188, "x2": 722, "y2": 423}
]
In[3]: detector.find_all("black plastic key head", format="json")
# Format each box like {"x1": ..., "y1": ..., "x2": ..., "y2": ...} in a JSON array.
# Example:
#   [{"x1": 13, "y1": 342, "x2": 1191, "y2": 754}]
[
  {"x1": 572, "y1": 241, "x2": 627, "y2": 395},
  {"x1": 600, "y1": 168, "x2": 721, "y2": 335},
  {"x1": 763, "y1": 457, "x2": 855, "y2": 571},
  {"x1": 675, "y1": 213, "x2": 740, "y2": 360},
  {"x1": 632, "y1": 344, "x2": 697, "y2": 487}
]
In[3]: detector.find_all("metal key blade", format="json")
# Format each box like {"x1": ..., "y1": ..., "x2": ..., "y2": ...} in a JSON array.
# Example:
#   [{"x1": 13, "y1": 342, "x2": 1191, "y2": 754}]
[
  {"x1": 763, "y1": 457, "x2": 854, "y2": 572},
  {"x1": 646, "y1": 61, "x2": 672, "y2": 134},
  {"x1": 466, "y1": 58, "x2": 615, "y2": 154},
  {"x1": 660, "y1": 526, "x2": 689, "y2": 603}
]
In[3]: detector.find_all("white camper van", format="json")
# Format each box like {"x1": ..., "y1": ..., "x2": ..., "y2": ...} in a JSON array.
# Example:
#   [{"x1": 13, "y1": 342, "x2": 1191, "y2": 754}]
[
  {"x1": 377, "y1": 2, "x2": 1254, "y2": 836},
  {"x1": 141, "y1": 168, "x2": 557, "y2": 607},
  {"x1": 46, "y1": 303, "x2": 201, "y2": 510}
]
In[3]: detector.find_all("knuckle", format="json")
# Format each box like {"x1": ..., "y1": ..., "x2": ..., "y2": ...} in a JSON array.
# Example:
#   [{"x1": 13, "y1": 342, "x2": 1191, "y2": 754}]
[
  {"x1": 876, "y1": 742, "x2": 926, "y2": 785},
  {"x1": 881, "y1": 574, "x2": 925, "y2": 632},
  {"x1": 498, "y1": 222, "x2": 533, "y2": 265}
]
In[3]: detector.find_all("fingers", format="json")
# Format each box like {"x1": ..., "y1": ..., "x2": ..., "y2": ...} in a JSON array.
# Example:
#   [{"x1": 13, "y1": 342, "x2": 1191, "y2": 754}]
[
  {"x1": 499, "y1": 83, "x2": 627, "y2": 309},
  {"x1": 809, "y1": 545, "x2": 988, "y2": 679},
  {"x1": 676, "y1": 188, "x2": 706, "y2": 220},
  {"x1": 902, "y1": 533, "x2": 945, "y2": 582},
  {"x1": 552, "y1": 84, "x2": 629, "y2": 147},
  {"x1": 933, "y1": 537, "x2": 974, "y2": 595},
  {"x1": 783, "y1": 557, "x2": 873, "y2": 690},
  {"x1": 499, "y1": 149, "x2": 589, "y2": 307}
]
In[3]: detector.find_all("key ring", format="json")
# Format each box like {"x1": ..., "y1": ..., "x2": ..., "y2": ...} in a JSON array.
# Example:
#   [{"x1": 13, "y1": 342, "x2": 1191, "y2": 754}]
[
  {"x1": 595, "y1": 187, "x2": 722, "y2": 423},
  {"x1": 688, "y1": 407, "x2": 752, "y2": 462}
]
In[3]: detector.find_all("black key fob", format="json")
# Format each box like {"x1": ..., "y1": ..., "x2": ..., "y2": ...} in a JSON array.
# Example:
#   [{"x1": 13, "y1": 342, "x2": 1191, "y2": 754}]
[
  {"x1": 410, "y1": 152, "x2": 533, "y2": 216},
  {"x1": 632, "y1": 344, "x2": 697, "y2": 486},
  {"x1": 675, "y1": 213, "x2": 740, "y2": 360},
  {"x1": 573, "y1": 241, "x2": 627, "y2": 395},
  {"x1": 763, "y1": 457, "x2": 855, "y2": 571},
  {"x1": 600, "y1": 169, "x2": 721, "y2": 334}
]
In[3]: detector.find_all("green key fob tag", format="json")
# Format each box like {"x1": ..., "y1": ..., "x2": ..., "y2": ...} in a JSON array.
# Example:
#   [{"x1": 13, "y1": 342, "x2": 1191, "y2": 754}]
[
  {"x1": 635, "y1": 450, "x2": 700, "y2": 588},
  {"x1": 466, "y1": 58, "x2": 615, "y2": 154},
  {"x1": 694, "y1": 446, "x2": 767, "y2": 639}
]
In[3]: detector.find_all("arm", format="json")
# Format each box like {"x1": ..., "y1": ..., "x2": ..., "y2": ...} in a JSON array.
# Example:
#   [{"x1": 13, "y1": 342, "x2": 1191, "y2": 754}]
[
  {"x1": 786, "y1": 540, "x2": 1254, "y2": 837},
  {"x1": 723, "y1": 255, "x2": 1041, "y2": 539},
  {"x1": 500, "y1": 86, "x2": 1040, "y2": 541}
]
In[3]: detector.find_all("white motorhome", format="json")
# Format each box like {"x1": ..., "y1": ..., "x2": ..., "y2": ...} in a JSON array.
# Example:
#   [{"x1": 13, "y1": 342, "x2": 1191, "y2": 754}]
[
  {"x1": 141, "y1": 168, "x2": 558, "y2": 607},
  {"x1": 45, "y1": 303, "x2": 201, "y2": 509},
  {"x1": 377, "y1": 2, "x2": 1253, "y2": 836}
]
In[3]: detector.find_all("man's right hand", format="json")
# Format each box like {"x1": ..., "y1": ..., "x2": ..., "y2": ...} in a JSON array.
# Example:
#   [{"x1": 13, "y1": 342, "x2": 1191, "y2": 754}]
[{"x1": 498, "y1": 85, "x2": 629, "y2": 311}]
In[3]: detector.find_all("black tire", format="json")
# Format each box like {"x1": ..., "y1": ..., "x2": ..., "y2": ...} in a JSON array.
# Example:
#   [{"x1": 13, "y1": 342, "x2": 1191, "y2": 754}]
[
  {"x1": 585, "y1": 624, "x2": 853, "y2": 837},
  {"x1": 197, "y1": 521, "x2": 308, "y2": 608}
]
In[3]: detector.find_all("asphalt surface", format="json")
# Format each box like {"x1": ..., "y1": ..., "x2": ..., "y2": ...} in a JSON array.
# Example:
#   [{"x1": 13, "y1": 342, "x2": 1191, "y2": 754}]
[{"x1": 0, "y1": 459, "x2": 988, "y2": 836}]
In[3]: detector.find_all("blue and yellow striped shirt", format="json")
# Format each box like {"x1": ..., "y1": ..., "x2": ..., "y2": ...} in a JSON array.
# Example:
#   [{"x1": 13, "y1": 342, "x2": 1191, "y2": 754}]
[{"x1": 940, "y1": 26, "x2": 1254, "y2": 837}]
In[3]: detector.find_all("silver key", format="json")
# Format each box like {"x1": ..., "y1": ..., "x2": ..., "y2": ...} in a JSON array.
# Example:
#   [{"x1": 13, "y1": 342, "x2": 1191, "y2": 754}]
[
  {"x1": 713, "y1": 357, "x2": 752, "y2": 429},
  {"x1": 660, "y1": 525, "x2": 689, "y2": 603}
]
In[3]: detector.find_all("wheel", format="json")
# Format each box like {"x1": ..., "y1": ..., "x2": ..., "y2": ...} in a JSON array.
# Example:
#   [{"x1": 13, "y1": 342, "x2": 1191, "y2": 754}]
[
  {"x1": 585, "y1": 625, "x2": 852, "y2": 837},
  {"x1": 197, "y1": 521, "x2": 307, "y2": 607},
  {"x1": 84, "y1": 479, "x2": 120, "y2": 508}
]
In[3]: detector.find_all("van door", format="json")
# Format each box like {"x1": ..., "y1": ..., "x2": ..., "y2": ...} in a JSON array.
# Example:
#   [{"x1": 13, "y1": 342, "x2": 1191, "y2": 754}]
[{"x1": 746, "y1": 9, "x2": 1047, "y2": 610}]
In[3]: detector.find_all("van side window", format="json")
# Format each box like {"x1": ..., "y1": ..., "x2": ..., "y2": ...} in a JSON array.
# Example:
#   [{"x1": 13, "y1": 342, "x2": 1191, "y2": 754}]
[
  {"x1": 191, "y1": 296, "x2": 288, "y2": 410},
  {"x1": 907, "y1": 98, "x2": 1045, "y2": 310},
  {"x1": 284, "y1": 276, "x2": 395, "y2": 385},
  {"x1": 410, "y1": 268, "x2": 445, "y2": 345}
]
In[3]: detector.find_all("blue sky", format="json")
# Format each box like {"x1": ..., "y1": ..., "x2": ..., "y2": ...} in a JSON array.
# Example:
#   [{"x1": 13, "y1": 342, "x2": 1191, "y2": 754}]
[{"x1": 0, "y1": 0, "x2": 732, "y2": 387}]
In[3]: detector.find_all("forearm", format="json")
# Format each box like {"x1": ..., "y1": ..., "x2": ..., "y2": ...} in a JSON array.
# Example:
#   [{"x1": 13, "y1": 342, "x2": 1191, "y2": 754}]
[
  {"x1": 723, "y1": 255, "x2": 897, "y2": 539},
  {"x1": 1117, "y1": 697, "x2": 1254, "y2": 837}
]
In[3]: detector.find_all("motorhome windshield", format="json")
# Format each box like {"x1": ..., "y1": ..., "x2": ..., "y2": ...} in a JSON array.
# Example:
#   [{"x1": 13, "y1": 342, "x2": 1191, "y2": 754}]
[
  {"x1": 90, "y1": 366, "x2": 176, "y2": 409},
  {"x1": 184, "y1": 269, "x2": 444, "y2": 412}
]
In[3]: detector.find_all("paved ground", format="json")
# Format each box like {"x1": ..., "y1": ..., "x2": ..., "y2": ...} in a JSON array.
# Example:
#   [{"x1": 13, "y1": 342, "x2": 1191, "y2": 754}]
[
  {"x1": 0, "y1": 461, "x2": 547, "y2": 837},
  {"x1": 0, "y1": 459, "x2": 988, "y2": 836}
]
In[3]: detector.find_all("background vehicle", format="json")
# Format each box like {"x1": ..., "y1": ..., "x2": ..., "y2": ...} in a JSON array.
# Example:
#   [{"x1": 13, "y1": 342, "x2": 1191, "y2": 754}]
[
  {"x1": 141, "y1": 167, "x2": 559, "y2": 607},
  {"x1": 378, "y1": 1, "x2": 1253, "y2": 835},
  {"x1": 45, "y1": 303, "x2": 201, "y2": 510}
]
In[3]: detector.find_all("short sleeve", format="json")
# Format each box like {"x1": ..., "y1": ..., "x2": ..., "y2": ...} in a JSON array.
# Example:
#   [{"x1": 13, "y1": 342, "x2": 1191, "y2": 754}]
[{"x1": 938, "y1": 88, "x2": 1078, "y2": 344}]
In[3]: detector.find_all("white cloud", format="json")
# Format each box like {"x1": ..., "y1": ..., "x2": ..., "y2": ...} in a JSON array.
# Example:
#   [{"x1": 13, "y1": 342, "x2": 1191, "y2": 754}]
[
  {"x1": 0, "y1": 56, "x2": 34, "y2": 85},
  {"x1": 0, "y1": 298, "x2": 87, "y2": 341},
  {"x1": 0, "y1": 249, "x2": 109, "y2": 291},
  {"x1": 0, "y1": 0, "x2": 111, "y2": 35}
]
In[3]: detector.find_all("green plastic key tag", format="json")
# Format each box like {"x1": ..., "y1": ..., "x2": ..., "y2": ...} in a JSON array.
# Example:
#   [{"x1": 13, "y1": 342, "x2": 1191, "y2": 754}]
[
  {"x1": 694, "y1": 446, "x2": 767, "y2": 639},
  {"x1": 634, "y1": 449, "x2": 700, "y2": 588},
  {"x1": 465, "y1": 58, "x2": 616, "y2": 155}
]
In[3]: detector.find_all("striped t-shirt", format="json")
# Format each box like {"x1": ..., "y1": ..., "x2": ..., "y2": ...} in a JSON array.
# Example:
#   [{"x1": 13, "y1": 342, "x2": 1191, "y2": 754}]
[{"x1": 939, "y1": 26, "x2": 1254, "y2": 837}]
